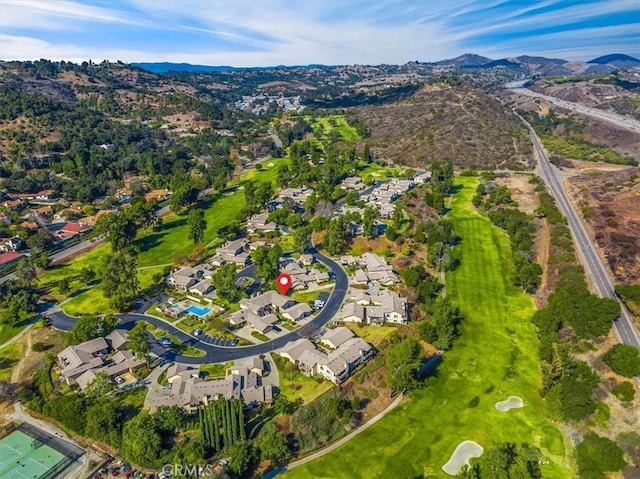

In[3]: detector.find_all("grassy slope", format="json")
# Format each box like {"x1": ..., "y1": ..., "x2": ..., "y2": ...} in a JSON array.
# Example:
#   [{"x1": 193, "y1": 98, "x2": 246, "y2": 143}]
[
  {"x1": 0, "y1": 343, "x2": 23, "y2": 382},
  {"x1": 308, "y1": 115, "x2": 360, "y2": 142},
  {"x1": 285, "y1": 177, "x2": 571, "y2": 479},
  {"x1": 39, "y1": 159, "x2": 289, "y2": 315}
]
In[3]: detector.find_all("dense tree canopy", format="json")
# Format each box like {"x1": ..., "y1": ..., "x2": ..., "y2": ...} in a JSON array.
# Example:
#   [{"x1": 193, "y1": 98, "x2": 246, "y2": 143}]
[{"x1": 386, "y1": 336, "x2": 423, "y2": 392}]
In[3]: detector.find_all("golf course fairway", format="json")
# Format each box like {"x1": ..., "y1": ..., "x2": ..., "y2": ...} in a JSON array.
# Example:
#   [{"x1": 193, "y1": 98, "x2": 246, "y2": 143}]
[{"x1": 283, "y1": 176, "x2": 572, "y2": 478}]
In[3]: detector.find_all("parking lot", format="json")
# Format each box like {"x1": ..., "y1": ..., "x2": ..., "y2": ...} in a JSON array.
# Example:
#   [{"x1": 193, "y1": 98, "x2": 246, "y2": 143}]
[{"x1": 197, "y1": 334, "x2": 238, "y2": 347}]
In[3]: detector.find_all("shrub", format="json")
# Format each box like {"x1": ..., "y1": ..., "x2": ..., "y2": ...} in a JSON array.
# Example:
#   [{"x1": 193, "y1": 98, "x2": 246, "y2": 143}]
[
  {"x1": 612, "y1": 381, "x2": 635, "y2": 402},
  {"x1": 603, "y1": 344, "x2": 640, "y2": 377}
]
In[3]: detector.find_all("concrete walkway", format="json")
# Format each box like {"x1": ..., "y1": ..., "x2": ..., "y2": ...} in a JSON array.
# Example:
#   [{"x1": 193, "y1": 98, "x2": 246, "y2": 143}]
[{"x1": 285, "y1": 393, "x2": 405, "y2": 470}]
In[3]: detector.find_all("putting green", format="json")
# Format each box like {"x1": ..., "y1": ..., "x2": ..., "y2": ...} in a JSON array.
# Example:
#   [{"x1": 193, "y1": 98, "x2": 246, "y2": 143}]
[{"x1": 283, "y1": 177, "x2": 572, "y2": 478}]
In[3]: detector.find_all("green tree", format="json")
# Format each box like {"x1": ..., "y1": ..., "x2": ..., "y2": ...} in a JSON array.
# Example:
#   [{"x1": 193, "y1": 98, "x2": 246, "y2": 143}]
[
  {"x1": 101, "y1": 250, "x2": 139, "y2": 311},
  {"x1": 85, "y1": 398, "x2": 123, "y2": 447},
  {"x1": 225, "y1": 441, "x2": 256, "y2": 478},
  {"x1": 26, "y1": 228, "x2": 54, "y2": 253},
  {"x1": 66, "y1": 315, "x2": 101, "y2": 345},
  {"x1": 211, "y1": 263, "x2": 240, "y2": 301},
  {"x1": 187, "y1": 207, "x2": 207, "y2": 244},
  {"x1": 58, "y1": 277, "x2": 72, "y2": 295},
  {"x1": 95, "y1": 212, "x2": 139, "y2": 252},
  {"x1": 576, "y1": 432, "x2": 626, "y2": 478},
  {"x1": 363, "y1": 206, "x2": 378, "y2": 237},
  {"x1": 252, "y1": 244, "x2": 282, "y2": 282},
  {"x1": 84, "y1": 371, "x2": 116, "y2": 398},
  {"x1": 323, "y1": 217, "x2": 349, "y2": 255},
  {"x1": 257, "y1": 422, "x2": 291, "y2": 463},
  {"x1": 79, "y1": 267, "x2": 96, "y2": 284},
  {"x1": 15, "y1": 258, "x2": 36, "y2": 287},
  {"x1": 170, "y1": 184, "x2": 198, "y2": 213},
  {"x1": 294, "y1": 225, "x2": 312, "y2": 252},
  {"x1": 386, "y1": 337, "x2": 423, "y2": 392},
  {"x1": 153, "y1": 406, "x2": 186, "y2": 433},
  {"x1": 128, "y1": 322, "x2": 151, "y2": 364},
  {"x1": 603, "y1": 344, "x2": 640, "y2": 377},
  {"x1": 121, "y1": 412, "x2": 162, "y2": 468}
]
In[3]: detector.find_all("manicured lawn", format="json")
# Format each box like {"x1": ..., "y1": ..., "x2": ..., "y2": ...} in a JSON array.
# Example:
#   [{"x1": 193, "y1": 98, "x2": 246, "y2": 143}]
[
  {"x1": 61, "y1": 265, "x2": 167, "y2": 316},
  {"x1": 307, "y1": 115, "x2": 361, "y2": 142},
  {"x1": 291, "y1": 289, "x2": 324, "y2": 304},
  {"x1": 0, "y1": 317, "x2": 31, "y2": 345},
  {"x1": 251, "y1": 331, "x2": 269, "y2": 342},
  {"x1": 357, "y1": 163, "x2": 411, "y2": 180},
  {"x1": 44, "y1": 159, "x2": 284, "y2": 316},
  {"x1": 0, "y1": 343, "x2": 23, "y2": 382},
  {"x1": 285, "y1": 177, "x2": 571, "y2": 478},
  {"x1": 273, "y1": 353, "x2": 334, "y2": 405},
  {"x1": 201, "y1": 361, "x2": 232, "y2": 378},
  {"x1": 344, "y1": 324, "x2": 397, "y2": 348}
]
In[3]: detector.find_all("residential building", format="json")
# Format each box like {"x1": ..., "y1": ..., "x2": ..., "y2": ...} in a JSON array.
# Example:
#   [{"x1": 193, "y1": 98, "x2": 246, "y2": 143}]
[
  {"x1": 210, "y1": 238, "x2": 250, "y2": 266},
  {"x1": 147, "y1": 358, "x2": 272, "y2": 411},
  {"x1": 56, "y1": 331, "x2": 144, "y2": 390},
  {"x1": 246, "y1": 212, "x2": 277, "y2": 234},
  {"x1": 279, "y1": 331, "x2": 375, "y2": 385},
  {"x1": 0, "y1": 252, "x2": 25, "y2": 267}
]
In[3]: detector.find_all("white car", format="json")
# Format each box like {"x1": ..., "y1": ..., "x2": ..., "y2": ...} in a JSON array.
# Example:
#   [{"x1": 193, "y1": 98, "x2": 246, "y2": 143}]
[{"x1": 114, "y1": 376, "x2": 125, "y2": 384}]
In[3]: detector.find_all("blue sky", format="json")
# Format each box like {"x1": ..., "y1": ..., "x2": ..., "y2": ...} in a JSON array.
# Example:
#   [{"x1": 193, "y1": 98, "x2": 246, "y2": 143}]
[{"x1": 1, "y1": 1, "x2": 638, "y2": 66}]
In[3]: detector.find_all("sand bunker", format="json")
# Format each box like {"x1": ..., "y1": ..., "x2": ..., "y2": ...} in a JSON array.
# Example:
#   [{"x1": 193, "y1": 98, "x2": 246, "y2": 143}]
[
  {"x1": 495, "y1": 396, "x2": 524, "y2": 412},
  {"x1": 442, "y1": 440, "x2": 484, "y2": 476},
  {"x1": 267, "y1": 162, "x2": 275, "y2": 167}
]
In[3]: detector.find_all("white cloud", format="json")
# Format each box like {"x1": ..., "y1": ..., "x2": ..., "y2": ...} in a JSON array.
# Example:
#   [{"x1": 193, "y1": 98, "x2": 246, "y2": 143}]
[
  {"x1": 0, "y1": 0, "x2": 637, "y2": 65},
  {"x1": 0, "y1": 0, "x2": 143, "y2": 30}
]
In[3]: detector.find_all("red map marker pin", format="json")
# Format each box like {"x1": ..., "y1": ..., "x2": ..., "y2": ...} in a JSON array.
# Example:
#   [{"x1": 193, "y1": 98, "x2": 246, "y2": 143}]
[{"x1": 276, "y1": 273, "x2": 292, "y2": 295}]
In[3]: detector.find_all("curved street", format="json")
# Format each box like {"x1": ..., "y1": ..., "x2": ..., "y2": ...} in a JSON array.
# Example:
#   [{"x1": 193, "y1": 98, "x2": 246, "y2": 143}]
[{"x1": 48, "y1": 245, "x2": 349, "y2": 363}]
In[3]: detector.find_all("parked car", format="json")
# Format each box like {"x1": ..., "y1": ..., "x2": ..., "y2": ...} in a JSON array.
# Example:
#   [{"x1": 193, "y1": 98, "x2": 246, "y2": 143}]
[
  {"x1": 114, "y1": 376, "x2": 124, "y2": 384},
  {"x1": 160, "y1": 337, "x2": 172, "y2": 347},
  {"x1": 194, "y1": 329, "x2": 203, "y2": 336}
]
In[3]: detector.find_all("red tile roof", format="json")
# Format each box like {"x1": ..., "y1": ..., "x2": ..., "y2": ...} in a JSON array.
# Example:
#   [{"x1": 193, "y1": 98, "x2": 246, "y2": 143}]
[
  {"x1": 0, "y1": 252, "x2": 24, "y2": 265},
  {"x1": 61, "y1": 222, "x2": 85, "y2": 233}
]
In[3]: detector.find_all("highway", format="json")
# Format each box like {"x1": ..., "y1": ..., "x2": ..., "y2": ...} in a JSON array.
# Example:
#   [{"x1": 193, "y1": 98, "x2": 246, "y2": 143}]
[
  {"x1": 48, "y1": 244, "x2": 349, "y2": 363},
  {"x1": 508, "y1": 83, "x2": 640, "y2": 134},
  {"x1": 523, "y1": 118, "x2": 640, "y2": 354}
]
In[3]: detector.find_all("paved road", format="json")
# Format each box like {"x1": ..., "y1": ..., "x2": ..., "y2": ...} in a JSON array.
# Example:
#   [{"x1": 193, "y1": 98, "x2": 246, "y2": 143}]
[
  {"x1": 509, "y1": 85, "x2": 640, "y2": 134},
  {"x1": 48, "y1": 245, "x2": 349, "y2": 363},
  {"x1": 0, "y1": 205, "x2": 172, "y2": 286},
  {"x1": 523, "y1": 118, "x2": 640, "y2": 356}
]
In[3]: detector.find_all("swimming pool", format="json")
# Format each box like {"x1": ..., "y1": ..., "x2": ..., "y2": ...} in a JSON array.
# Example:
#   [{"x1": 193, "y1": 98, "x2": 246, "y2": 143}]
[
  {"x1": 0, "y1": 429, "x2": 66, "y2": 479},
  {"x1": 185, "y1": 305, "x2": 212, "y2": 317}
]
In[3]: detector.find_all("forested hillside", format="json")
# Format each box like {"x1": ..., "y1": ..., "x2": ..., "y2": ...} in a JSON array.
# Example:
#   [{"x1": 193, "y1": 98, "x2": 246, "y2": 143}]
[{"x1": 0, "y1": 60, "x2": 277, "y2": 202}]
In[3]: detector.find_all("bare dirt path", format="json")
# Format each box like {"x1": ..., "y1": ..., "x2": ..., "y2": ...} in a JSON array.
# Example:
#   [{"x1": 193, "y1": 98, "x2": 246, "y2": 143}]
[{"x1": 10, "y1": 329, "x2": 32, "y2": 384}]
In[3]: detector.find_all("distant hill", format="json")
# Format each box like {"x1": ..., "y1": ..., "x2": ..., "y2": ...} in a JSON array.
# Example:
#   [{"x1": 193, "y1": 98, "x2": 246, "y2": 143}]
[
  {"x1": 587, "y1": 54, "x2": 640, "y2": 68},
  {"x1": 132, "y1": 62, "x2": 330, "y2": 73},
  {"x1": 433, "y1": 53, "x2": 494, "y2": 67},
  {"x1": 132, "y1": 62, "x2": 239, "y2": 73}
]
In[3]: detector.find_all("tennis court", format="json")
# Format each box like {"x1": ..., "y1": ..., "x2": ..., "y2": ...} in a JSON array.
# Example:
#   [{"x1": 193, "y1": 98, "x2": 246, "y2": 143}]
[
  {"x1": 0, "y1": 423, "x2": 86, "y2": 479},
  {"x1": 0, "y1": 430, "x2": 64, "y2": 479}
]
